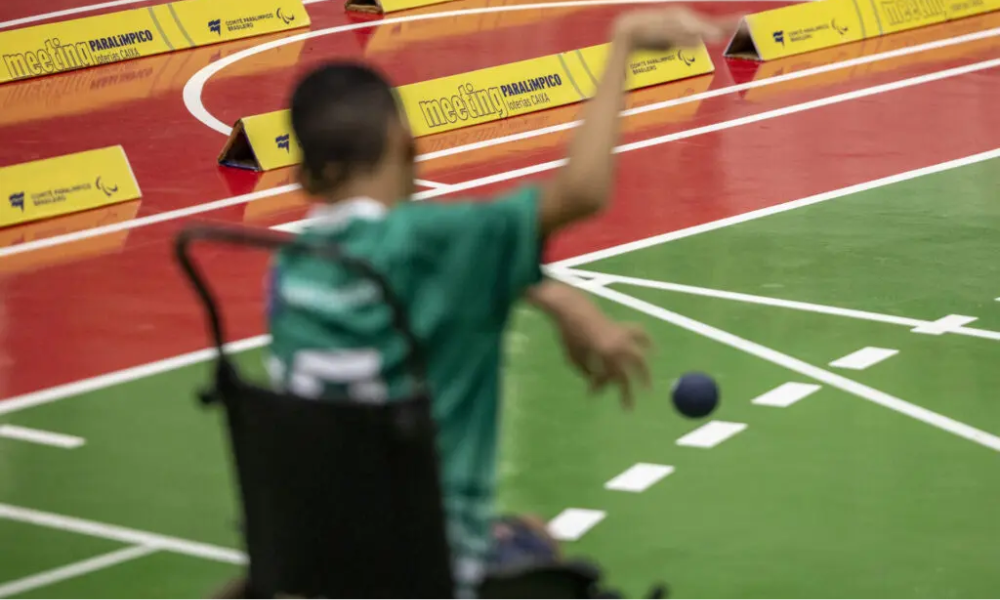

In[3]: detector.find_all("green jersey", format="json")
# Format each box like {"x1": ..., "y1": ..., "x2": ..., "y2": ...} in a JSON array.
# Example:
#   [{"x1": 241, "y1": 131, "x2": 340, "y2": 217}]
[{"x1": 266, "y1": 186, "x2": 543, "y2": 594}]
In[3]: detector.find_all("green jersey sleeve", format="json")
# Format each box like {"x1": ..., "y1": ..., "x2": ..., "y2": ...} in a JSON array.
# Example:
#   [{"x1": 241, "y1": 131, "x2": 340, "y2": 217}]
[{"x1": 394, "y1": 185, "x2": 544, "y2": 321}]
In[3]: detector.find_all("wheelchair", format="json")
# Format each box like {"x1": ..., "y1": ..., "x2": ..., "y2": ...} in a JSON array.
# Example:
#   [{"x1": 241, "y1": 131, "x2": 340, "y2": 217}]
[{"x1": 175, "y1": 224, "x2": 668, "y2": 599}]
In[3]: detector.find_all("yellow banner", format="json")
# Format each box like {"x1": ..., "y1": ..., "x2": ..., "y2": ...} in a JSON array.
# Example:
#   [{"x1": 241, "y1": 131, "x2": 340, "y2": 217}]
[
  {"x1": 169, "y1": 0, "x2": 310, "y2": 45},
  {"x1": 866, "y1": 0, "x2": 1000, "y2": 32},
  {"x1": 217, "y1": 110, "x2": 301, "y2": 171},
  {"x1": 869, "y1": 0, "x2": 948, "y2": 33},
  {"x1": 741, "y1": 10, "x2": 1000, "y2": 101},
  {"x1": 244, "y1": 111, "x2": 302, "y2": 170},
  {"x1": 725, "y1": 0, "x2": 871, "y2": 61},
  {"x1": 401, "y1": 55, "x2": 585, "y2": 137},
  {"x1": 727, "y1": 0, "x2": 1000, "y2": 61},
  {"x1": 401, "y1": 42, "x2": 713, "y2": 137},
  {"x1": 220, "y1": 42, "x2": 713, "y2": 171},
  {"x1": 1, "y1": 146, "x2": 142, "y2": 228},
  {"x1": 0, "y1": 0, "x2": 309, "y2": 84},
  {"x1": 420, "y1": 74, "x2": 714, "y2": 175},
  {"x1": 0, "y1": 35, "x2": 307, "y2": 127}
]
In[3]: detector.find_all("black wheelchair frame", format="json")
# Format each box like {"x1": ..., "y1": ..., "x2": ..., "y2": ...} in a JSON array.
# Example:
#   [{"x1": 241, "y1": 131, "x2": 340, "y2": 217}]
[{"x1": 174, "y1": 223, "x2": 666, "y2": 599}]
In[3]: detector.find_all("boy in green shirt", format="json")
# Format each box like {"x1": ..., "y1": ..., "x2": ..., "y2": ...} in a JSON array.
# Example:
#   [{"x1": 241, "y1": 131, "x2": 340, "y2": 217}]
[{"x1": 266, "y1": 7, "x2": 730, "y2": 596}]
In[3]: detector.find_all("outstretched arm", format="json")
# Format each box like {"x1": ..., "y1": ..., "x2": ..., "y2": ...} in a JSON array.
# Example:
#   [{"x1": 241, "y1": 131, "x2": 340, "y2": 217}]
[
  {"x1": 526, "y1": 278, "x2": 651, "y2": 409},
  {"x1": 536, "y1": 7, "x2": 731, "y2": 236}
]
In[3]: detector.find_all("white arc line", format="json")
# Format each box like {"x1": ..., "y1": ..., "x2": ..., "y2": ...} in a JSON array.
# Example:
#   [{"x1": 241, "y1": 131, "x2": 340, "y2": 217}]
[
  {"x1": 548, "y1": 271, "x2": 1000, "y2": 453},
  {"x1": 0, "y1": 546, "x2": 156, "y2": 598},
  {"x1": 184, "y1": 0, "x2": 773, "y2": 135},
  {"x1": 183, "y1": 2, "x2": 1000, "y2": 139}
]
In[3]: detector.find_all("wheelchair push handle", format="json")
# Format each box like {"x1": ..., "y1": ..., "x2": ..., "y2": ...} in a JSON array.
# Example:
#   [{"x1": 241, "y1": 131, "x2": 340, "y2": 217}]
[{"x1": 173, "y1": 223, "x2": 429, "y2": 391}]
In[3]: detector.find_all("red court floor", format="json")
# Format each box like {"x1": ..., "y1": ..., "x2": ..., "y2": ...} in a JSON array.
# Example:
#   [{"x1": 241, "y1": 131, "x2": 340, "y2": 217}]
[{"x1": 1, "y1": 0, "x2": 999, "y2": 401}]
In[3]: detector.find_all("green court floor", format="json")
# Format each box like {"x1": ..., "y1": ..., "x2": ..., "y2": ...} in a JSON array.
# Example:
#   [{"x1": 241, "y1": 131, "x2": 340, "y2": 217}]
[{"x1": 1, "y1": 159, "x2": 998, "y2": 598}]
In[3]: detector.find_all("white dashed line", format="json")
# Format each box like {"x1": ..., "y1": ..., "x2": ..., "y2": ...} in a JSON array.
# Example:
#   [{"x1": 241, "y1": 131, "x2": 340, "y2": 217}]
[
  {"x1": 604, "y1": 463, "x2": 674, "y2": 493},
  {"x1": 676, "y1": 421, "x2": 747, "y2": 448},
  {"x1": 547, "y1": 508, "x2": 606, "y2": 541},
  {"x1": 829, "y1": 347, "x2": 899, "y2": 370},
  {"x1": 751, "y1": 382, "x2": 822, "y2": 408}
]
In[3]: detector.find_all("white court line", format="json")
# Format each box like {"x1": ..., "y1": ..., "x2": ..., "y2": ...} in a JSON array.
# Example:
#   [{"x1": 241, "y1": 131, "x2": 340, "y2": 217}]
[
  {"x1": 3, "y1": 146, "x2": 998, "y2": 414},
  {"x1": 829, "y1": 346, "x2": 899, "y2": 370},
  {"x1": 0, "y1": 546, "x2": 157, "y2": 598},
  {"x1": 551, "y1": 147, "x2": 1000, "y2": 268},
  {"x1": 279, "y1": 60, "x2": 1000, "y2": 233},
  {"x1": 0, "y1": 503, "x2": 247, "y2": 565},
  {"x1": 547, "y1": 508, "x2": 606, "y2": 541},
  {"x1": 604, "y1": 463, "x2": 674, "y2": 492},
  {"x1": 558, "y1": 269, "x2": 1000, "y2": 342},
  {"x1": 416, "y1": 25, "x2": 1000, "y2": 163},
  {"x1": 0, "y1": 336, "x2": 269, "y2": 416},
  {"x1": 0, "y1": 185, "x2": 301, "y2": 260},
  {"x1": 182, "y1": 0, "x2": 1000, "y2": 140},
  {"x1": 184, "y1": 0, "x2": 803, "y2": 135},
  {"x1": 751, "y1": 382, "x2": 821, "y2": 408},
  {"x1": 414, "y1": 178, "x2": 448, "y2": 189},
  {"x1": 910, "y1": 314, "x2": 978, "y2": 335},
  {"x1": 0, "y1": 424, "x2": 85, "y2": 448},
  {"x1": 547, "y1": 272, "x2": 1000, "y2": 452},
  {"x1": 6, "y1": 56, "x2": 998, "y2": 260},
  {"x1": 675, "y1": 420, "x2": 747, "y2": 448},
  {"x1": 0, "y1": 0, "x2": 331, "y2": 30}
]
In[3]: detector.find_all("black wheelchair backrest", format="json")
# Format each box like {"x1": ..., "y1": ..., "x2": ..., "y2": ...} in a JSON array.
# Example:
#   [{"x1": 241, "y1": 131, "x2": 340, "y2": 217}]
[{"x1": 175, "y1": 224, "x2": 453, "y2": 598}]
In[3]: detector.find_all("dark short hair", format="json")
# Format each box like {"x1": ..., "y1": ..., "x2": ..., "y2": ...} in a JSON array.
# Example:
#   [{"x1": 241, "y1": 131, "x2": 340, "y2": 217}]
[{"x1": 290, "y1": 62, "x2": 401, "y2": 194}]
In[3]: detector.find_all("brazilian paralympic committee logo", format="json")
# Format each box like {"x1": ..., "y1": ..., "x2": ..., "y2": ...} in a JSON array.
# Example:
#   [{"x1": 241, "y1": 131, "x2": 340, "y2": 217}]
[
  {"x1": 773, "y1": 30, "x2": 785, "y2": 45},
  {"x1": 276, "y1": 134, "x2": 291, "y2": 152},
  {"x1": 277, "y1": 7, "x2": 295, "y2": 25},
  {"x1": 209, "y1": 19, "x2": 222, "y2": 35},
  {"x1": 96, "y1": 176, "x2": 119, "y2": 197},
  {"x1": 677, "y1": 49, "x2": 695, "y2": 67},
  {"x1": 8, "y1": 191, "x2": 25, "y2": 211}
]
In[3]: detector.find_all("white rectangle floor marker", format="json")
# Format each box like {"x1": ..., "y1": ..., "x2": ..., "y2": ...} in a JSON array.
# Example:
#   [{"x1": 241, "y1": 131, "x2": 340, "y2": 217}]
[
  {"x1": 604, "y1": 463, "x2": 674, "y2": 493},
  {"x1": 751, "y1": 382, "x2": 822, "y2": 408},
  {"x1": 548, "y1": 509, "x2": 606, "y2": 541},
  {"x1": 676, "y1": 420, "x2": 747, "y2": 448},
  {"x1": 829, "y1": 347, "x2": 899, "y2": 370},
  {"x1": 0, "y1": 424, "x2": 85, "y2": 449}
]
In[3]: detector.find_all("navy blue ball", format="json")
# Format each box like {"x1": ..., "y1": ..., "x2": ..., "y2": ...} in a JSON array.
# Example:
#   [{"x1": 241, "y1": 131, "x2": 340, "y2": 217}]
[{"x1": 671, "y1": 372, "x2": 719, "y2": 418}]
